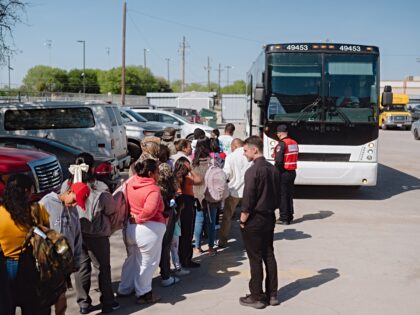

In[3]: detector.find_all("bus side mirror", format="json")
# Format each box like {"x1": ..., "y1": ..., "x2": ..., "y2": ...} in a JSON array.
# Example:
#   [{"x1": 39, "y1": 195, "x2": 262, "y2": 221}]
[
  {"x1": 254, "y1": 83, "x2": 265, "y2": 105},
  {"x1": 382, "y1": 85, "x2": 393, "y2": 106}
]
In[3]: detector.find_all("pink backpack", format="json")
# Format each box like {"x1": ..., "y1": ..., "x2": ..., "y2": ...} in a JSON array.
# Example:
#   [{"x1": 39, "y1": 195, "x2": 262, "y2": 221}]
[
  {"x1": 204, "y1": 163, "x2": 229, "y2": 203},
  {"x1": 110, "y1": 178, "x2": 131, "y2": 233}
]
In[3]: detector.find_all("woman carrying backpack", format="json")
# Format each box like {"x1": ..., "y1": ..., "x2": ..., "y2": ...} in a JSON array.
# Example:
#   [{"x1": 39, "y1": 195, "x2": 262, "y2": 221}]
[
  {"x1": 63, "y1": 154, "x2": 120, "y2": 314},
  {"x1": 0, "y1": 174, "x2": 51, "y2": 315},
  {"x1": 192, "y1": 138, "x2": 221, "y2": 257}
]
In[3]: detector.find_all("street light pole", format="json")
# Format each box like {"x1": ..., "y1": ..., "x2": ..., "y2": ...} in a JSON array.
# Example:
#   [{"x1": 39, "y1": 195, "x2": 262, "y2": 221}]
[
  {"x1": 7, "y1": 55, "x2": 13, "y2": 92},
  {"x1": 77, "y1": 40, "x2": 86, "y2": 97},
  {"x1": 143, "y1": 48, "x2": 149, "y2": 69},
  {"x1": 45, "y1": 40, "x2": 52, "y2": 66},
  {"x1": 165, "y1": 58, "x2": 170, "y2": 83},
  {"x1": 225, "y1": 65, "x2": 233, "y2": 86}
]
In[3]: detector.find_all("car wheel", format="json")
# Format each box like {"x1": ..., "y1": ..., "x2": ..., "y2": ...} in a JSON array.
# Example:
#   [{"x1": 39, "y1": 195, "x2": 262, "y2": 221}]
[
  {"x1": 127, "y1": 142, "x2": 141, "y2": 162},
  {"x1": 414, "y1": 129, "x2": 420, "y2": 140}
]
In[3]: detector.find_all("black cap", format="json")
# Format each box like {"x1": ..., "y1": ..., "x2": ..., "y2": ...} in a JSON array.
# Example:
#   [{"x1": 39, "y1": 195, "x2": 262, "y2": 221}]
[{"x1": 277, "y1": 124, "x2": 288, "y2": 133}]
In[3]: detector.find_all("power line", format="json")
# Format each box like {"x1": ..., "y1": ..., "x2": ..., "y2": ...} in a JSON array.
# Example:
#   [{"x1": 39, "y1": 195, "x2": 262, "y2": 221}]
[{"x1": 128, "y1": 9, "x2": 263, "y2": 44}]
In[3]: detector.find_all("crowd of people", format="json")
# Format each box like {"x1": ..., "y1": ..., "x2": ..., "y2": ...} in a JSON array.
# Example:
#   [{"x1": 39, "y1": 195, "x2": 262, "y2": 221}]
[{"x1": 0, "y1": 122, "x2": 299, "y2": 313}]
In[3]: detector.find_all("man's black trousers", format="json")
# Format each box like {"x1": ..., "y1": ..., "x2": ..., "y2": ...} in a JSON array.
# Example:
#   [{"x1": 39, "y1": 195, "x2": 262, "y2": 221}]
[
  {"x1": 241, "y1": 219, "x2": 278, "y2": 301},
  {"x1": 279, "y1": 170, "x2": 296, "y2": 222}
]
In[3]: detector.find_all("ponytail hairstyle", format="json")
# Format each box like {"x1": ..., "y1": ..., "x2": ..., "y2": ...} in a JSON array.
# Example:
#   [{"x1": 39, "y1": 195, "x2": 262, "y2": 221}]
[
  {"x1": 2, "y1": 174, "x2": 35, "y2": 229},
  {"x1": 192, "y1": 138, "x2": 211, "y2": 167},
  {"x1": 68, "y1": 152, "x2": 95, "y2": 184},
  {"x1": 134, "y1": 159, "x2": 158, "y2": 178},
  {"x1": 174, "y1": 157, "x2": 190, "y2": 189}
]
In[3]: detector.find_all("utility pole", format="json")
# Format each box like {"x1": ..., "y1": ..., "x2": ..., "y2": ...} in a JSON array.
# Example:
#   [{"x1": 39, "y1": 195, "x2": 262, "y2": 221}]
[
  {"x1": 143, "y1": 48, "x2": 149, "y2": 69},
  {"x1": 225, "y1": 65, "x2": 233, "y2": 86},
  {"x1": 216, "y1": 63, "x2": 224, "y2": 95},
  {"x1": 121, "y1": 0, "x2": 127, "y2": 105},
  {"x1": 105, "y1": 47, "x2": 110, "y2": 68},
  {"x1": 7, "y1": 55, "x2": 13, "y2": 92},
  {"x1": 77, "y1": 40, "x2": 86, "y2": 97},
  {"x1": 179, "y1": 36, "x2": 189, "y2": 92},
  {"x1": 165, "y1": 58, "x2": 170, "y2": 83},
  {"x1": 204, "y1": 56, "x2": 212, "y2": 91}
]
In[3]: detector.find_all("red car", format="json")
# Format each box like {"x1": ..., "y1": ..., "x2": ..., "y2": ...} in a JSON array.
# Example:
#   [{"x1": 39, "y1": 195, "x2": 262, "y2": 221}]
[{"x1": 0, "y1": 147, "x2": 63, "y2": 200}]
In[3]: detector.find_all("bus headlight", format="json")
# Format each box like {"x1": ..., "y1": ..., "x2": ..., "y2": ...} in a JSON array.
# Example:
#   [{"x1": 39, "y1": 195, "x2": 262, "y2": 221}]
[
  {"x1": 367, "y1": 155, "x2": 372, "y2": 160},
  {"x1": 367, "y1": 149, "x2": 373, "y2": 154},
  {"x1": 368, "y1": 143, "x2": 374, "y2": 148}
]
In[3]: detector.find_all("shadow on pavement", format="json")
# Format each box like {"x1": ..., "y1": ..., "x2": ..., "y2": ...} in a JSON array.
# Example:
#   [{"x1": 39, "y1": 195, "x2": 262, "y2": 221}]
[
  {"x1": 292, "y1": 210, "x2": 334, "y2": 224},
  {"x1": 278, "y1": 268, "x2": 340, "y2": 304},
  {"x1": 108, "y1": 222, "x2": 248, "y2": 314},
  {"x1": 294, "y1": 164, "x2": 420, "y2": 201},
  {"x1": 274, "y1": 228, "x2": 312, "y2": 241}
]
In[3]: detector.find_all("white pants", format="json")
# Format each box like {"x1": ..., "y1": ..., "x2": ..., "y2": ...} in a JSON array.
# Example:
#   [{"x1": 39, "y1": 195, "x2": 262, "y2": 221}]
[
  {"x1": 118, "y1": 221, "x2": 166, "y2": 297},
  {"x1": 170, "y1": 235, "x2": 181, "y2": 270}
]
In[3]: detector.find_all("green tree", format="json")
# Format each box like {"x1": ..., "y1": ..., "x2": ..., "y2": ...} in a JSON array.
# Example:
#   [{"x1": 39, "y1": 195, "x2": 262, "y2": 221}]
[
  {"x1": 221, "y1": 80, "x2": 246, "y2": 94},
  {"x1": 67, "y1": 68, "x2": 100, "y2": 93},
  {"x1": 22, "y1": 65, "x2": 68, "y2": 92}
]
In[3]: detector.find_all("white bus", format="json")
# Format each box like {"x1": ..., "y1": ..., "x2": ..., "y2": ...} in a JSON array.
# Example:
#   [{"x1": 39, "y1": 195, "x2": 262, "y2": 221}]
[{"x1": 246, "y1": 43, "x2": 382, "y2": 186}]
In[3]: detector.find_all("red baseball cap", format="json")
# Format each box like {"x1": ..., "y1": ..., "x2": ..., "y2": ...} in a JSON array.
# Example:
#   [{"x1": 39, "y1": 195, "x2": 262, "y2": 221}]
[{"x1": 70, "y1": 182, "x2": 90, "y2": 210}]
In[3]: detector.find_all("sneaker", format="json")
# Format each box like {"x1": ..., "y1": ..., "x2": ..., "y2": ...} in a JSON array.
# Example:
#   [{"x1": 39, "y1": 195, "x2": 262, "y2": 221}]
[
  {"x1": 268, "y1": 296, "x2": 280, "y2": 306},
  {"x1": 208, "y1": 248, "x2": 217, "y2": 257},
  {"x1": 102, "y1": 301, "x2": 120, "y2": 313},
  {"x1": 161, "y1": 276, "x2": 180, "y2": 287},
  {"x1": 239, "y1": 294, "x2": 266, "y2": 309},
  {"x1": 193, "y1": 247, "x2": 204, "y2": 255},
  {"x1": 79, "y1": 305, "x2": 95, "y2": 314},
  {"x1": 174, "y1": 268, "x2": 190, "y2": 276},
  {"x1": 136, "y1": 291, "x2": 160, "y2": 304},
  {"x1": 218, "y1": 241, "x2": 227, "y2": 248}
]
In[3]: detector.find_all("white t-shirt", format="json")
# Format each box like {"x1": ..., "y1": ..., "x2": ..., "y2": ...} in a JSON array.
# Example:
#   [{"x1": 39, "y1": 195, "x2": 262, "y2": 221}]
[
  {"x1": 223, "y1": 147, "x2": 251, "y2": 198},
  {"x1": 218, "y1": 135, "x2": 234, "y2": 154}
]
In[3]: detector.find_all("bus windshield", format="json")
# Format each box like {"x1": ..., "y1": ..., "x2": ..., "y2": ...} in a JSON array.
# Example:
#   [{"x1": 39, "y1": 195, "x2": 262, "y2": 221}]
[{"x1": 268, "y1": 53, "x2": 379, "y2": 123}]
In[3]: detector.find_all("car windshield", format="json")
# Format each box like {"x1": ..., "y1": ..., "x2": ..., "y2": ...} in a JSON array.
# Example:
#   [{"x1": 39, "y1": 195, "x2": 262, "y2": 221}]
[
  {"x1": 268, "y1": 52, "x2": 379, "y2": 124},
  {"x1": 170, "y1": 112, "x2": 190, "y2": 123},
  {"x1": 125, "y1": 110, "x2": 148, "y2": 122}
]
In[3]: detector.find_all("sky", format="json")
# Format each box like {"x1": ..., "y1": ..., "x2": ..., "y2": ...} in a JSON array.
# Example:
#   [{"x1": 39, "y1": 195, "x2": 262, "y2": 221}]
[{"x1": 2, "y1": 0, "x2": 420, "y2": 88}]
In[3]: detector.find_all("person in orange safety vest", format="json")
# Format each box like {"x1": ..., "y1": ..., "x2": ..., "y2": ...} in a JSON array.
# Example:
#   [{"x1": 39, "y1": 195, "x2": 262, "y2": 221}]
[{"x1": 274, "y1": 124, "x2": 298, "y2": 225}]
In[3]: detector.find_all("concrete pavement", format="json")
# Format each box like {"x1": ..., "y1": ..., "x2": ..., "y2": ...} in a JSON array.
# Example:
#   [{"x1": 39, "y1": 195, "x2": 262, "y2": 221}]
[{"x1": 65, "y1": 130, "x2": 420, "y2": 315}]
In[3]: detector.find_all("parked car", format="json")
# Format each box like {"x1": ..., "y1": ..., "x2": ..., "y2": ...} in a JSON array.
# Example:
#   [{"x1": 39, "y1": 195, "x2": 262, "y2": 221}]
[
  {"x1": 160, "y1": 107, "x2": 202, "y2": 123},
  {"x1": 119, "y1": 108, "x2": 181, "y2": 160},
  {"x1": 0, "y1": 146, "x2": 62, "y2": 200},
  {"x1": 120, "y1": 108, "x2": 181, "y2": 132},
  {"x1": 411, "y1": 119, "x2": 420, "y2": 140},
  {"x1": 131, "y1": 109, "x2": 213, "y2": 140},
  {"x1": 0, "y1": 101, "x2": 131, "y2": 170},
  {"x1": 0, "y1": 135, "x2": 121, "y2": 191},
  {"x1": 409, "y1": 104, "x2": 420, "y2": 122}
]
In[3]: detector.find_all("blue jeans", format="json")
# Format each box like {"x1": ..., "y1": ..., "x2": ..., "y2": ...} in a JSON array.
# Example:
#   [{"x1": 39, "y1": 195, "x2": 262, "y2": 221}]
[
  {"x1": 194, "y1": 202, "x2": 219, "y2": 249},
  {"x1": 194, "y1": 208, "x2": 205, "y2": 249}
]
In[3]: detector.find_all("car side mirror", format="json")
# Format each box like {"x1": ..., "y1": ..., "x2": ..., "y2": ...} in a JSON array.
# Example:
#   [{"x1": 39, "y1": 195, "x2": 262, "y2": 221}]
[
  {"x1": 382, "y1": 85, "x2": 393, "y2": 107},
  {"x1": 254, "y1": 83, "x2": 265, "y2": 106}
]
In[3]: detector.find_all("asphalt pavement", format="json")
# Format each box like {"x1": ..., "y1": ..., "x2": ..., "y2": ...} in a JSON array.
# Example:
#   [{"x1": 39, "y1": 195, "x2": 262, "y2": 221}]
[{"x1": 64, "y1": 129, "x2": 420, "y2": 315}]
